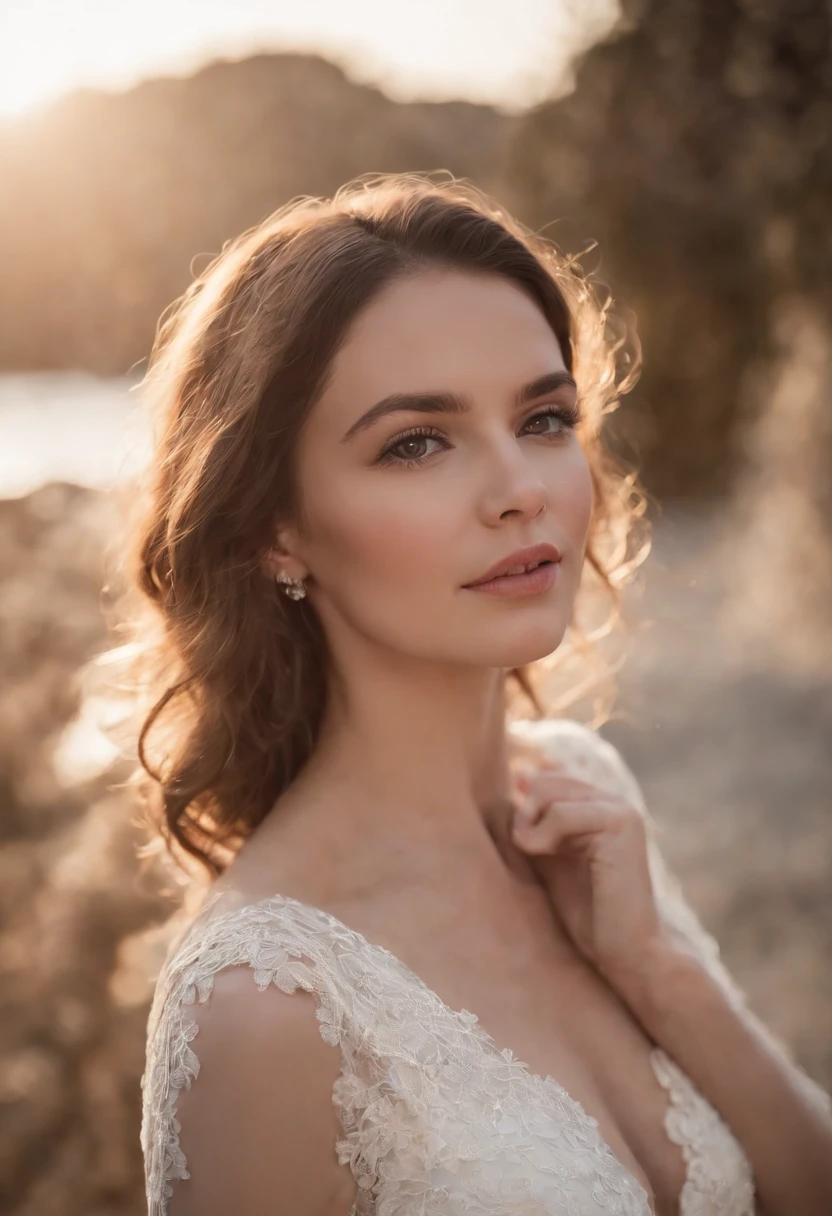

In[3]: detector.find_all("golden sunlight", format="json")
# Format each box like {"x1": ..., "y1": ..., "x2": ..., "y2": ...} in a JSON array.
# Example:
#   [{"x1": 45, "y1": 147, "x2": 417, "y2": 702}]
[{"x1": 0, "y1": 0, "x2": 620, "y2": 117}]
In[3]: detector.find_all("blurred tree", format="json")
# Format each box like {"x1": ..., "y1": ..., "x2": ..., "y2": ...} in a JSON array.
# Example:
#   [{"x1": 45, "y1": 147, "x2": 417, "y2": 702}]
[{"x1": 506, "y1": 0, "x2": 832, "y2": 500}]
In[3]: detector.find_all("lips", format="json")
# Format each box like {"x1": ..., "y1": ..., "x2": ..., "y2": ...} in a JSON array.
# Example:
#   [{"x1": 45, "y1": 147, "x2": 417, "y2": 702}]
[{"x1": 463, "y1": 542, "x2": 562, "y2": 587}]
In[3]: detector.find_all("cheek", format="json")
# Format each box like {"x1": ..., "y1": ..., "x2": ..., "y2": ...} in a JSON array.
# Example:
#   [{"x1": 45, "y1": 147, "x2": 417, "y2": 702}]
[
  {"x1": 550, "y1": 447, "x2": 593, "y2": 543},
  {"x1": 303, "y1": 472, "x2": 458, "y2": 592},
  {"x1": 300, "y1": 441, "x2": 593, "y2": 599}
]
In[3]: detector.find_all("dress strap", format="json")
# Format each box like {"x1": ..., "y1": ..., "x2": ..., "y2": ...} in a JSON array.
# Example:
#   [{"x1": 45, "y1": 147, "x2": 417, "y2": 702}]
[{"x1": 141, "y1": 895, "x2": 383, "y2": 1215}]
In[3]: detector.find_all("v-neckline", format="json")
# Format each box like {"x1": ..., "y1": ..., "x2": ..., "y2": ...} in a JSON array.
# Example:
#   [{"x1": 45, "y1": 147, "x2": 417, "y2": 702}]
[{"x1": 198, "y1": 885, "x2": 656, "y2": 1215}]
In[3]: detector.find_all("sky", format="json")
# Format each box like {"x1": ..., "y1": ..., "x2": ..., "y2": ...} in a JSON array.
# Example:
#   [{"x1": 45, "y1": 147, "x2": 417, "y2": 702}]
[{"x1": 0, "y1": 0, "x2": 621, "y2": 117}]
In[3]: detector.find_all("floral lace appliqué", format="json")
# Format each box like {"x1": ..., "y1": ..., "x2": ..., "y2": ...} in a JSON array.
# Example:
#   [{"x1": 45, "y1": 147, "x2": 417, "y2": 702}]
[
  {"x1": 649, "y1": 1047, "x2": 755, "y2": 1216},
  {"x1": 142, "y1": 893, "x2": 654, "y2": 1216}
]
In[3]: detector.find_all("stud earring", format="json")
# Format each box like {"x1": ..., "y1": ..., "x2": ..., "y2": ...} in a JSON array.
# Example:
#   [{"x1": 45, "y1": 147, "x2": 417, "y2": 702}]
[{"x1": 274, "y1": 571, "x2": 307, "y2": 601}]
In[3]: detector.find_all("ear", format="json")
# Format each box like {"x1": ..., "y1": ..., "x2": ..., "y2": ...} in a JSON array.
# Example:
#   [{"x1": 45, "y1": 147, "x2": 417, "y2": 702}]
[{"x1": 259, "y1": 521, "x2": 308, "y2": 582}]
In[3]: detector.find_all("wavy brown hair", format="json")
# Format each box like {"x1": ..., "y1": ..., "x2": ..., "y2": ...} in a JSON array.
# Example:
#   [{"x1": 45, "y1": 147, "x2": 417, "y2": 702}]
[{"x1": 102, "y1": 171, "x2": 651, "y2": 887}]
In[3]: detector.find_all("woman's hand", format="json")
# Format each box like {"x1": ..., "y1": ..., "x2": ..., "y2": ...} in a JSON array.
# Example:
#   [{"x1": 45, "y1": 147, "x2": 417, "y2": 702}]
[{"x1": 511, "y1": 761, "x2": 669, "y2": 984}]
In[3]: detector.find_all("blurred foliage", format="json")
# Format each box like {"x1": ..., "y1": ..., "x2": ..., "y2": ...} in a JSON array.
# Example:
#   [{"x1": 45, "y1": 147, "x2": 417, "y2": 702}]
[{"x1": 505, "y1": 0, "x2": 832, "y2": 497}]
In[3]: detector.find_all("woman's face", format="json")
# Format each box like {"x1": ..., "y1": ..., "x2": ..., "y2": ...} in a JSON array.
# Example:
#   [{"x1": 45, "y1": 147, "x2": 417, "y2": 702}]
[{"x1": 278, "y1": 268, "x2": 593, "y2": 670}]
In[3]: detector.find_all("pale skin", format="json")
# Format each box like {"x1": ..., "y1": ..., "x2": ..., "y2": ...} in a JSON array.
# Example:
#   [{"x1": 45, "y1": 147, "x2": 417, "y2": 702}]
[{"x1": 175, "y1": 268, "x2": 832, "y2": 1216}]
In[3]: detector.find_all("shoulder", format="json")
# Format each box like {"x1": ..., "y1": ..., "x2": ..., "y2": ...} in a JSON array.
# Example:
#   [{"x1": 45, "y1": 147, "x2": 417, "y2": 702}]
[
  {"x1": 169, "y1": 965, "x2": 357, "y2": 1215},
  {"x1": 142, "y1": 905, "x2": 359, "y2": 1216}
]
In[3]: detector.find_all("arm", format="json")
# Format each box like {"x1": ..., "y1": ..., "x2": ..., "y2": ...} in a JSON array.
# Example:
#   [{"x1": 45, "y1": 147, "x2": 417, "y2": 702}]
[
  {"x1": 607, "y1": 938, "x2": 832, "y2": 1216},
  {"x1": 591, "y1": 733, "x2": 832, "y2": 1216},
  {"x1": 168, "y1": 965, "x2": 358, "y2": 1216},
  {"x1": 512, "y1": 719, "x2": 832, "y2": 1216}
]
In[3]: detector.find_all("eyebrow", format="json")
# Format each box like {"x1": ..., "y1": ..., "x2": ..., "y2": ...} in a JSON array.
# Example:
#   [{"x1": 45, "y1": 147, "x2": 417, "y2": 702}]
[{"x1": 340, "y1": 370, "x2": 578, "y2": 442}]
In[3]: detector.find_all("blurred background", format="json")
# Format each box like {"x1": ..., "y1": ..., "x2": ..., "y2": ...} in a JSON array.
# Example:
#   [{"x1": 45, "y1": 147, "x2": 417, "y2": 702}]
[{"x1": 1, "y1": 0, "x2": 831, "y2": 1211}]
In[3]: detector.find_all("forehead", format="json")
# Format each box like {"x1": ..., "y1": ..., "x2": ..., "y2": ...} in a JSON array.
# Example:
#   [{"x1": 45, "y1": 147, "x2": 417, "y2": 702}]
[{"x1": 314, "y1": 269, "x2": 567, "y2": 424}]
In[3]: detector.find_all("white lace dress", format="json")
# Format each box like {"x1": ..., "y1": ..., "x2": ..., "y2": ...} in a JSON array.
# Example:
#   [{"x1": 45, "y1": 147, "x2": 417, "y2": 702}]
[{"x1": 140, "y1": 718, "x2": 832, "y2": 1216}]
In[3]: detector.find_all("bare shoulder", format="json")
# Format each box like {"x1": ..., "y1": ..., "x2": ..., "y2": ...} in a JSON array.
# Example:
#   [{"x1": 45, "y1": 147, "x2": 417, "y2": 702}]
[{"x1": 168, "y1": 963, "x2": 357, "y2": 1216}]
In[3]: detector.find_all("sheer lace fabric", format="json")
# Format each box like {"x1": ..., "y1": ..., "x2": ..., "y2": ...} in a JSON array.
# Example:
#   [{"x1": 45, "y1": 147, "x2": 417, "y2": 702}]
[{"x1": 141, "y1": 718, "x2": 832, "y2": 1215}]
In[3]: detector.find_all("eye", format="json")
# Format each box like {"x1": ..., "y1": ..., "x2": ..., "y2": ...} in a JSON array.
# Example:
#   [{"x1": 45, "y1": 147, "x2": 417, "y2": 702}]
[
  {"x1": 521, "y1": 403, "x2": 582, "y2": 436},
  {"x1": 376, "y1": 426, "x2": 448, "y2": 468},
  {"x1": 375, "y1": 403, "x2": 582, "y2": 470}
]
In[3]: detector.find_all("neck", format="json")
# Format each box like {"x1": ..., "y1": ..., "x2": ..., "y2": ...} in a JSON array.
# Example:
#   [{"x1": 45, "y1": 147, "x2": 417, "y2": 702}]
[{"x1": 266, "y1": 645, "x2": 533, "y2": 887}]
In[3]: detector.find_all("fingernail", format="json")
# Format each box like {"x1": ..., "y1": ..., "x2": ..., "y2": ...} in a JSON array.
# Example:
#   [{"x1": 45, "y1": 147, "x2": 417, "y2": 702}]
[{"x1": 514, "y1": 765, "x2": 534, "y2": 791}]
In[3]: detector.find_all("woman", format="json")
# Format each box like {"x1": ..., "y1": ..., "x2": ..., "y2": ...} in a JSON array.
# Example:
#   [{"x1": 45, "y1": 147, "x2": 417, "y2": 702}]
[{"x1": 128, "y1": 173, "x2": 832, "y2": 1215}]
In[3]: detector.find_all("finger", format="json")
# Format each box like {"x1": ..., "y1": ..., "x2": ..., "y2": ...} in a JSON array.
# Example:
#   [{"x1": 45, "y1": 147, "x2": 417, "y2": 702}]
[
  {"x1": 520, "y1": 775, "x2": 621, "y2": 810},
  {"x1": 512, "y1": 798, "x2": 628, "y2": 852},
  {"x1": 512, "y1": 763, "x2": 537, "y2": 795}
]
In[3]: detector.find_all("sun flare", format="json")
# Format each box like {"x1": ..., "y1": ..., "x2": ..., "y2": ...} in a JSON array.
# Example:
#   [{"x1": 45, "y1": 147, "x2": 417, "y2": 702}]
[{"x1": 0, "y1": 0, "x2": 620, "y2": 118}]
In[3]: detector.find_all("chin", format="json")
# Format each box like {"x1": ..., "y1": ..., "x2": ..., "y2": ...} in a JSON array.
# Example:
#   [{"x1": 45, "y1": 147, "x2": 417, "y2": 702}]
[{"x1": 481, "y1": 620, "x2": 568, "y2": 669}]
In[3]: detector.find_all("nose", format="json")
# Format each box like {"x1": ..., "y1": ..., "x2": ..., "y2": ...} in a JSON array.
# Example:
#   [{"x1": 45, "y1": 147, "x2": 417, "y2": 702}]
[{"x1": 477, "y1": 431, "x2": 548, "y2": 525}]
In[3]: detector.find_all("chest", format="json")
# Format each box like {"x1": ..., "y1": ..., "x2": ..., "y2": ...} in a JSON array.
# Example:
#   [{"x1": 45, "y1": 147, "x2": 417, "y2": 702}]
[
  {"x1": 211, "y1": 867, "x2": 754, "y2": 1215},
  {"x1": 363, "y1": 890, "x2": 693, "y2": 1215}
]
